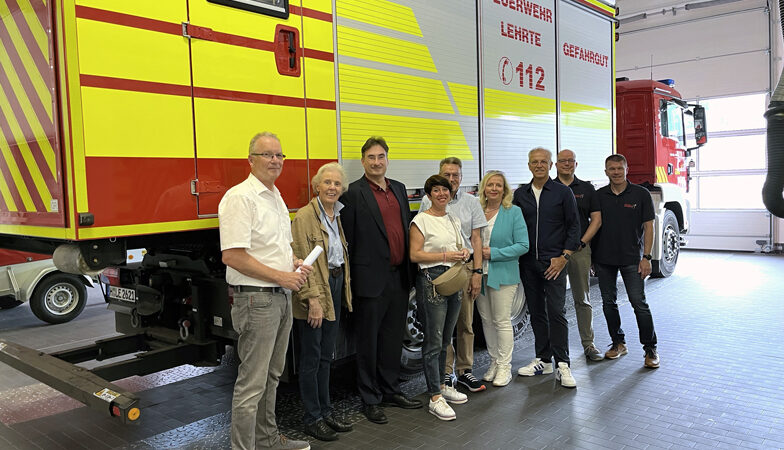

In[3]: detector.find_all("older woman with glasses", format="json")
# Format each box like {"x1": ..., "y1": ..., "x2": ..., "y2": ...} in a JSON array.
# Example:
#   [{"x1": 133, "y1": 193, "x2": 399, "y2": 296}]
[
  {"x1": 291, "y1": 162, "x2": 354, "y2": 441},
  {"x1": 475, "y1": 171, "x2": 529, "y2": 387}
]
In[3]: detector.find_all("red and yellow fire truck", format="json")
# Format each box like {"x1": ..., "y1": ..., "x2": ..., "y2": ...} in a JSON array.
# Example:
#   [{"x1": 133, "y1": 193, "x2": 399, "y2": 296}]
[{"x1": 0, "y1": 0, "x2": 702, "y2": 423}]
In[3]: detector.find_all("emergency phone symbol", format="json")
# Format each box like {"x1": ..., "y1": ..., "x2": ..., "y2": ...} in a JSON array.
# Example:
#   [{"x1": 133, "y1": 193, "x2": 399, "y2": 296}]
[{"x1": 499, "y1": 57, "x2": 513, "y2": 85}]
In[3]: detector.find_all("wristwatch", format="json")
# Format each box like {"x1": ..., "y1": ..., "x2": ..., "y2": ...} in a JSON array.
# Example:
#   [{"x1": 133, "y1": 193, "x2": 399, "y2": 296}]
[
  {"x1": 472, "y1": 268, "x2": 483, "y2": 274},
  {"x1": 579, "y1": 241, "x2": 587, "y2": 249},
  {"x1": 643, "y1": 254, "x2": 652, "y2": 261},
  {"x1": 561, "y1": 252, "x2": 571, "y2": 261}
]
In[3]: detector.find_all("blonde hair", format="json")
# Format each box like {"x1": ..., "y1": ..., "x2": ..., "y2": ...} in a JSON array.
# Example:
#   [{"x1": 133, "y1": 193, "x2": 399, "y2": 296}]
[
  {"x1": 479, "y1": 171, "x2": 513, "y2": 209},
  {"x1": 311, "y1": 162, "x2": 348, "y2": 193}
]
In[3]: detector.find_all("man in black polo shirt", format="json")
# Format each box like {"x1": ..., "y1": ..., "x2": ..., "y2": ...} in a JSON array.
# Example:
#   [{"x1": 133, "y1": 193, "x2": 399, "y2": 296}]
[
  {"x1": 513, "y1": 147, "x2": 581, "y2": 388},
  {"x1": 591, "y1": 154, "x2": 660, "y2": 369},
  {"x1": 554, "y1": 149, "x2": 603, "y2": 361}
]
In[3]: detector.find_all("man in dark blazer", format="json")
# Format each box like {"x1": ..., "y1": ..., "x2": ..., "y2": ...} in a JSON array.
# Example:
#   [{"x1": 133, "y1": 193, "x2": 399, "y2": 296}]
[{"x1": 340, "y1": 136, "x2": 422, "y2": 424}]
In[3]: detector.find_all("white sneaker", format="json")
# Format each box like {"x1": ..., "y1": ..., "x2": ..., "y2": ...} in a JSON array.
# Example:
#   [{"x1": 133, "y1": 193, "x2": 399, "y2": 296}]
[
  {"x1": 441, "y1": 384, "x2": 468, "y2": 404},
  {"x1": 555, "y1": 362, "x2": 577, "y2": 388},
  {"x1": 428, "y1": 397, "x2": 456, "y2": 421},
  {"x1": 482, "y1": 361, "x2": 498, "y2": 382},
  {"x1": 517, "y1": 358, "x2": 553, "y2": 376},
  {"x1": 492, "y1": 364, "x2": 512, "y2": 387}
]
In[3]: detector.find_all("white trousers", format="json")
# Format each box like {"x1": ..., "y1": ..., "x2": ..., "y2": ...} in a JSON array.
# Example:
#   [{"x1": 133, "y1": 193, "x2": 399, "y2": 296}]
[{"x1": 475, "y1": 280, "x2": 518, "y2": 366}]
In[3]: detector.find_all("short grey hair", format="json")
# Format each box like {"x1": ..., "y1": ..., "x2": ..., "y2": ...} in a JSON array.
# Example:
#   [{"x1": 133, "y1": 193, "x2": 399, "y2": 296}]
[
  {"x1": 311, "y1": 162, "x2": 348, "y2": 193},
  {"x1": 248, "y1": 132, "x2": 280, "y2": 155},
  {"x1": 439, "y1": 156, "x2": 462, "y2": 169},
  {"x1": 528, "y1": 147, "x2": 552, "y2": 162}
]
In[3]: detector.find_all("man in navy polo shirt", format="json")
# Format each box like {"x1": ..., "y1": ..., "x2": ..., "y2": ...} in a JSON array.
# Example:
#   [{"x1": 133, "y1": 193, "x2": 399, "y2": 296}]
[
  {"x1": 513, "y1": 147, "x2": 581, "y2": 388},
  {"x1": 591, "y1": 154, "x2": 660, "y2": 369}
]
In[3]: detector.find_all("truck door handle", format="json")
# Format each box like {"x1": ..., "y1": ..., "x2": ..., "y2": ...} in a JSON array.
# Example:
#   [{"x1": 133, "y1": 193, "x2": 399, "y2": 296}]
[
  {"x1": 667, "y1": 163, "x2": 673, "y2": 176},
  {"x1": 287, "y1": 31, "x2": 296, "y2": 68},
  {"x1": 274, "y1": 25, "x2": 300, "y2": 77}
]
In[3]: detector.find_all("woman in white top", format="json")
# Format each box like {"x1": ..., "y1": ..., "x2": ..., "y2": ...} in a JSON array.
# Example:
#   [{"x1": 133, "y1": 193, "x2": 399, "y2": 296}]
[
  {"x1": 409, "y1": 175, "x2": 470, "y2": 421},
  {"x1": 476, "y1": 171, "x2": 529, "y2": 386}
]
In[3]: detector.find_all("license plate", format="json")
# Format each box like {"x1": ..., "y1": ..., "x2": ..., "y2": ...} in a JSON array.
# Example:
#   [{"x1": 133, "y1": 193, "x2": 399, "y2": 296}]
[{"x1": 109, "y1": 286, "x2": 137, "y2": 303}]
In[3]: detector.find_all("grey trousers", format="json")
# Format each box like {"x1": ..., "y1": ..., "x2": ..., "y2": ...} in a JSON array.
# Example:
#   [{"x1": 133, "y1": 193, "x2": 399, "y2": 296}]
[
  {"x1": 230, "y1": 290, "x2": 292, "y2": 450},
  {"x1": 566, "y1": 244, "x2": 595, "y2": 349}
]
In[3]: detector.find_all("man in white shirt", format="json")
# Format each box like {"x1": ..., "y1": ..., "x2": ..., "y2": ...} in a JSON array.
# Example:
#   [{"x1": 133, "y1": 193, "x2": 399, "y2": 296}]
[{"x1": 219, "y1": 132, "x2": 312, "y2": 450}]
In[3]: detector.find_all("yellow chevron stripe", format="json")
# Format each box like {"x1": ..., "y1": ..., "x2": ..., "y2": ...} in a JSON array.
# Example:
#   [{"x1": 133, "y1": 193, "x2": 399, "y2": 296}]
[
  {"x1": 337, "y1": 25, "x2": 436, "y2": 72},
  {"x1": 18, "y1": 0, "x2": 48, "y2": 58},
  {"x1": 337, "y1": 0, "x2": 422, "y2": 37},
  {"x1": 0, "y1": 152, "x2": 17, "y2": 210},
  {"x1": 340, "y1": 111, "x2": 472, "y2": 160},
  {"x1": 78, "y1": 218, "x2": 219, "y2": 239},
  {"x1": 0, "y1": 1, "x2": 52, "y2": 122},
  {"x1": 0, "y1": 140, "x2": 35, "y2": 211},
  {"x1": 561, "y1": 101, "x2": 612, "y2": 130},
  {"x1": 0, "y1": 94, "x2": 52, "y2": 208},
  {"x1": 339, "y1": 64, "x2": 453, "y2": 114},
  {"x1": 484, "y1": 88, "x2": 556, "y2": 124},
  {"x1": 448, "y1": 82, "x2": 478, "y2": 117}
]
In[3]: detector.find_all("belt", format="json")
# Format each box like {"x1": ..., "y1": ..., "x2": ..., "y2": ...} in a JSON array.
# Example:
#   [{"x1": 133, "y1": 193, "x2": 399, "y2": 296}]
[
  {"x1": 232, "y1": 285, "x2": 284, "y2": 293},
  {"x1": 329, "y1": 266, "x2": 343, "y2": 277}
]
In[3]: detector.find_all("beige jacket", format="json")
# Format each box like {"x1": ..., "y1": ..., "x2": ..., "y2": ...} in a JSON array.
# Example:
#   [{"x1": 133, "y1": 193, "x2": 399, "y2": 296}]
[{"x1": 290, "y1": 197, "x2": 352, "y2": 321}]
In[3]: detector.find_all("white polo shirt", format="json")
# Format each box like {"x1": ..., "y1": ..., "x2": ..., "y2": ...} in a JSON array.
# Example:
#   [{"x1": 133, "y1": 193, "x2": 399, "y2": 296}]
[{"x1": 218, "y1": 174, "x2": 294, "y2": 287}]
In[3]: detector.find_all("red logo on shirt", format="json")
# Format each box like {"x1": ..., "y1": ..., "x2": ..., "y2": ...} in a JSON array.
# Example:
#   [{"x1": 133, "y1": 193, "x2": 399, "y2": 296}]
[{"x1": 623, "y1": 203, "x2": 637, "y2": 209}]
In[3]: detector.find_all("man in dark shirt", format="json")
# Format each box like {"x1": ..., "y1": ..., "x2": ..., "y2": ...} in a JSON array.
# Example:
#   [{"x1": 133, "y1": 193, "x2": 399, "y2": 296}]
[
  {"x1": 590, "y1": 154, "x2": 660, "y2": 369},
  {"x1": 340, "y1": 137, "x2": 423, "y2": 425},
  {"x1": 512, "y1": 147, "x2": 581, "y2": 388},
  {"x1": 554, "y1": 149, "x2": 603, "y2": 361}
]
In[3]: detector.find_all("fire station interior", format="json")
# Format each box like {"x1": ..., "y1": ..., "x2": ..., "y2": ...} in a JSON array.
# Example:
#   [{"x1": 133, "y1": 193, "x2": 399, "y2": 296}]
[{"x1": 2, "y1": 0, "x2": 784, "y2": 449}]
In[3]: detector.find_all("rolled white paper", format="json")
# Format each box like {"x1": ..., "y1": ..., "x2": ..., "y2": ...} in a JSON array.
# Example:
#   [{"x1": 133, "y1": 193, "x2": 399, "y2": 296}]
[{"x1": 296, "y1": 245, "x2": 323, "y2": 272}]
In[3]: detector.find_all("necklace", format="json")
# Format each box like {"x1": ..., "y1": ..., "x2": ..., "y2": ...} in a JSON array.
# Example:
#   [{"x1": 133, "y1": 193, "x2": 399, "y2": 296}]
[{"x1": 426, "y1": 208, "x2": 446, "y2": 217}]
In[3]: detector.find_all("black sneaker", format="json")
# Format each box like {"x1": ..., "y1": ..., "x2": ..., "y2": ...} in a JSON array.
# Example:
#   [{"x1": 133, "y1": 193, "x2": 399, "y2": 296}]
[
  {"x1": 443, "y1": 372, "x2": 454, "y2": 388},
  {"x1": 457, "y1": 370, "x2": 486, "y2": 392}
]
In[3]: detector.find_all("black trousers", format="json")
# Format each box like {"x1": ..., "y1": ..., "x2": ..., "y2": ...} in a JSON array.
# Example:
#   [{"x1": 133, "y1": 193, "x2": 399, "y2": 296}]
[
  {"x1": 354, "y1": 268, "x2": 407, "y2": 405},
  {"x1": 521, "y1": 259, "x2": 570, "y2": 365}
]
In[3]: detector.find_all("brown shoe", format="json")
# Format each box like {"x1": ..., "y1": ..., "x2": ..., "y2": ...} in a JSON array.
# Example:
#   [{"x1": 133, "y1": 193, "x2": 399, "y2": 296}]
[
  {"x1": 604, "y1": 343, "x2": 628, "y2": 359},
  {"x1": 644, "y1": 349, "x2": 660, "y2": 368}
]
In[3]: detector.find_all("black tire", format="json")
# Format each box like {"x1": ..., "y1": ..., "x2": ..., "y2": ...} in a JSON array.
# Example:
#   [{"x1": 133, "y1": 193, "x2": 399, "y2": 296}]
[
  {"x1": 29, "y1": 273, "x2": 88, "y2": 324},
  {"x1": 0, "y1": 295, "x2": 23, "y2": 309},
  {"x1": 509, "y1": 283, "x2": 530, "y2": 339},
  {"x1": 652, "y1": 210, "x2": 679, "y2": 278},
  {"x1": 474, "y1": 282, "x2": 529, "y2": 346},
  {"x1": 400, "y1": 288, "x2": 423, "y2": 379}
]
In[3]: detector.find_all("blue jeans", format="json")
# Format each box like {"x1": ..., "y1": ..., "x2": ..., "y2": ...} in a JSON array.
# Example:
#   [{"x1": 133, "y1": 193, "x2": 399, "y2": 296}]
[
  {"x1": 296, "y1": 273, "x2": 343, "y2": 425},
  {"x1": 417, "y1": 266, "x2": 462, "y2": 396},
  {"x1": 595, "y1": 263, "x2": 657, "y2": 351}
]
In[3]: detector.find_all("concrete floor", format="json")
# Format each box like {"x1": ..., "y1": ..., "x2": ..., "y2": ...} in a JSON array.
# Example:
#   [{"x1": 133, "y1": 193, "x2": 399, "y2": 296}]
[{"x1": 1, "y1": 250, "x2": 783, "y2": 449}]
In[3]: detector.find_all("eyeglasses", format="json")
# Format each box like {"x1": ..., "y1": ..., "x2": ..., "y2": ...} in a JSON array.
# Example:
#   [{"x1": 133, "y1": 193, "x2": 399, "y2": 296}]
[
  {"x1": 251, "y1": 152, "x2": 286, "y2": 160},
  {"x1": 556, "y1": 159, "x2": 575, "y2": 164},
  {"x1": 528, "y1": 160, "x2": 550, "y2": 166}
]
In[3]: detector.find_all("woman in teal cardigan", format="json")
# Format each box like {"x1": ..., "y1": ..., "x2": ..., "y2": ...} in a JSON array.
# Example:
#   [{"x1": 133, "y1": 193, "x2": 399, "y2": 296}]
[{"x1": 476, "y1": 171, "x2": 530, "y2": 387}]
